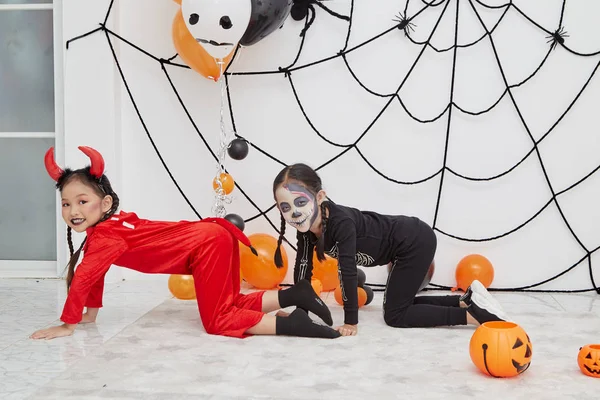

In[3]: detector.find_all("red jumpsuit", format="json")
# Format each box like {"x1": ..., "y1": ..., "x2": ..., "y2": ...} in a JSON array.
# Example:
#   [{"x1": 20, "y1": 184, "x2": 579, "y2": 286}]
[{"x1": 62, "y1": 211, "x2": 265, "y2": 338}]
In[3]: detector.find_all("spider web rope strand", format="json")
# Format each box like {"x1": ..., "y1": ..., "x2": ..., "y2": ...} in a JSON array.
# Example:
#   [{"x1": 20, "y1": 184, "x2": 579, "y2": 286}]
[
  {"x1": 287, "y1": 75, "x2": 353, "y2": 147},
  {"x1": 103, "y1": 30, "x2": 202, "y2": 219},
  {"x1": 432, "y1": 0, "x2": 460, "y2": 228},
  {"x1": 537, "y1": 58, "x2": 600, "y2": 144},
  {"x1": 558, "y1": 0, "x2": 567, "y2": 27},
  {"x1": 224, "y1": 75, "x2": 288, "y2": 167},
  {"x1": 65, "y1": 26, "x2": 103, "y2": 50},
  {"x1": 435, "y1": 198, "x2": 553, "y2": 241},
  {"x1": 103, "y1": 0, "x2": 115, "y2": 26},
  {"x1": 279, "y1": 7, "x2": 313, "y2": 72},
  {"x1": 341, "y1": 0, "x2": 355, "y2": 52},
  {"x1": 355, "y1": 147, "x2": 444, "y2": 185},
  {"x1": 454, "y1": 50, "x2": 550, "y2": 116},
  {"x1": 405, "y1": 3, "x2": 509, "y2": 52}
]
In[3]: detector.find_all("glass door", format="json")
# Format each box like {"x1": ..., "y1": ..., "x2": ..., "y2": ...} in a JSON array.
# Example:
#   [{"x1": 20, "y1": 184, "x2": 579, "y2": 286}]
[{"x1": 0, "y1": 0, "x2": 61, "y2": 277}]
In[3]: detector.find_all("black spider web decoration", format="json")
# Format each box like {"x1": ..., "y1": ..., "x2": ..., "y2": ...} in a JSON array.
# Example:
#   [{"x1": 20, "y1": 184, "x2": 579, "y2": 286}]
[{"x1": 65, "y1": 0, "x2": 600, "y2": 294}]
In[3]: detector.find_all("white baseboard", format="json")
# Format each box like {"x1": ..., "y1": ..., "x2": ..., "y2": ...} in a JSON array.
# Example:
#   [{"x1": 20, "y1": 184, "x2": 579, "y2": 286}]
[{"x1": 0, "y1": 261, "x2": 58, "y2": 278}]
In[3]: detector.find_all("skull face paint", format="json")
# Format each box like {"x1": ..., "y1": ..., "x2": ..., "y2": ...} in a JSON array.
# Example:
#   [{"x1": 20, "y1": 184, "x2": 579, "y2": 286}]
[{"x1": 275, "y1": 183, "x2": 319, "y2": 232}]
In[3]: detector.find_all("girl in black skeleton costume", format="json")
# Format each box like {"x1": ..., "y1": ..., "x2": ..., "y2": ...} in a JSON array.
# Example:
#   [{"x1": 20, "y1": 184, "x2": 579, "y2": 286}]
[{"x1": 273, "y1": 163, "x2": 509, "y2": 336}]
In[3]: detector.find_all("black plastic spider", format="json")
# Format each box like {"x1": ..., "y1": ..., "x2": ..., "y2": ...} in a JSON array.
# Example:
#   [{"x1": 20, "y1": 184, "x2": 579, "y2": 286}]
[
  {"x1": 392, "y1": 12, "x2": 416, "y2": 37},
  {"x1": 546, "y1": 26, "x2": 569, "y2": 51}
]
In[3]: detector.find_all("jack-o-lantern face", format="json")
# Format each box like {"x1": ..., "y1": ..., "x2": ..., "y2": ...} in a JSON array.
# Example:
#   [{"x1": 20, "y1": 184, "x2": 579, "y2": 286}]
[
  {"x1": 511, "y1": 334, "x2": 533, "y2": 373},
  {"x1": 578, "y1": 344, "x2": 600, "y2": 378},
  {"x1": 469, "y1": 321, "x2": 533, "y2": 378}
]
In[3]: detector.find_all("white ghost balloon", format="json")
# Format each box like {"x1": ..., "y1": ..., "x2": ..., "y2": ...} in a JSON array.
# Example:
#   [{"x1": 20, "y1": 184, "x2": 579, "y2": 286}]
[{"x1": 182, "y1": 0, "x2": 252, "y2": 60}]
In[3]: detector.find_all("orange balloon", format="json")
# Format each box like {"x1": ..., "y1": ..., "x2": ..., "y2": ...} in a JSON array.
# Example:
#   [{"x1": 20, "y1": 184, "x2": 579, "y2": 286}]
[
  {"x1": 469, "y1": 321, "x2": 532, "y2": 378},
  {"x1": 334, "y1": 285, "x2": 367, "y2": 308},
  {"x1": 212, "y1": 173, "x2": 235, "y2": 195},
  {"x1": 311, "y1": 279, "x2": 323, "y2": 296},
  {"x1": 171, "y1": 9, "x2": 233, "y2": 81},
  {"x1": 168, "y1": 274, "x2": 196, "y2": 300},
  {"x1": 240, "y1": 233, "x2": 288, "y2": 290},
  {"x1": 312, "y1": 253, "x2": 339, "y2": 292},
  {"x1": 453, "y1": 254, "x2": 494, "y2": 291}
]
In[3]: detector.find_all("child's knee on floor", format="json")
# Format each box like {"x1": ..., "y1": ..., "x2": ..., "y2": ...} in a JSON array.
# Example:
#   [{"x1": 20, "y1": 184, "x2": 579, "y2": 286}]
[{"x1": 383, "y1": 307, "x2": 411, "y2": 328}]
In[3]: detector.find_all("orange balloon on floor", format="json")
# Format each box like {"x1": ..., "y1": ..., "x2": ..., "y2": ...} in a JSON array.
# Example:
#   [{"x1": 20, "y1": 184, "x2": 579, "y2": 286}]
[
  {"x1": 453, "y1": 254, "x2": 494, "y2": 291},
  {"x1": 312, "y1": 253, "x2": 339, "y2": 292},
  {"x1": 240, "y1": 233, "x2": 288, "y2": 290},
  {"x1": 334, "y1": 285, "x2": 367, "y2": 307},
  {"x1": 212, "y1": 173, "x2": 235, "y2": 195},
  {"x1": 171, "y1": 9, "x2": 234, "y2": 81},
  {"x1": 168, "y1": 274, "x2": 196, "y2": 300},
  {"x1": 311, "y1": 279, "x2": 323, "y2": 296}
]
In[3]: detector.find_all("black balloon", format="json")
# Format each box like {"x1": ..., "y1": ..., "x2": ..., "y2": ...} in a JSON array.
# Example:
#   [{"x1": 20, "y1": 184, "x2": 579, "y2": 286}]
[
  {"x1": 418, "y1": 261, "x2": 436, "y2": 292},
  {"x1": 357, "y1": 268, "x2": 366, "y2": 287},
  {"x1": 240, "y1": 0, "x2": 293, "y2": 46},
  {"x1": 363, "y1": 285, "x2": 374, "y2": 305},
  {"x1": 227, "y1": 138, "x2": 249, "y2": 160},
  {"x1": 224, "y1": 213, "x2": 245, "y2": 232}
]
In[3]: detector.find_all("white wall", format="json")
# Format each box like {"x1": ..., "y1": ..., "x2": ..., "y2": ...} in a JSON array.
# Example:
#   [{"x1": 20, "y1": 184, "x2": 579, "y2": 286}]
[{"x1": 61, "y1": 0, "x2": 600, "y2": 291}]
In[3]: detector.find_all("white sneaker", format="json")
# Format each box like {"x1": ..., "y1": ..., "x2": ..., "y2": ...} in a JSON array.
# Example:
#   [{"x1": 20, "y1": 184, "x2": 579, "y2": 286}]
[
  {"x1": 469, "y1": 279, "x2": 506, "y2": 314},
  {"x1": 468, "y1": 292, "x2": 511, "y2": 324}
]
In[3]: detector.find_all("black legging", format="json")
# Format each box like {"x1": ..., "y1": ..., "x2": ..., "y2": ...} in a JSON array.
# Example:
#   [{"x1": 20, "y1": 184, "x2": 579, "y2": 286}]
[{"x1": 383, "y1": 220, "x2": 467, "y2": 328}]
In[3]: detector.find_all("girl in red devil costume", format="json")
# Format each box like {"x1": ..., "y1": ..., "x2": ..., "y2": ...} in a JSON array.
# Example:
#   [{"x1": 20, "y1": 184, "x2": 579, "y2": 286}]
[{"x1": 30, "y1": 147, "x2": 340, "y2": 340}]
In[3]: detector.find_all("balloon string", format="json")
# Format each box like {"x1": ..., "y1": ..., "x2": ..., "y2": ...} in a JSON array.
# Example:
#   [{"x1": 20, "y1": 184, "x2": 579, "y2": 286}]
[{"x1": 212, "y1": 59, "x2": 233, "y2": 218}]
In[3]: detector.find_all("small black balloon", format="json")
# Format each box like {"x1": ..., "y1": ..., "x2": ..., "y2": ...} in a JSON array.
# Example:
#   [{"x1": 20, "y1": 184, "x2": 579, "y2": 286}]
[
  {"x1": 224, "y1": 213, "x2": 245, "y2": 232},
  {"x1": 363, "y1": 285, "x2": 374, "y2": 305},
  {"x1": 227, "y1": 139, "x2": 249, "y2": 160},
  {"x1": 357, "y1": 268, "x2": 366, "y2": 287}
]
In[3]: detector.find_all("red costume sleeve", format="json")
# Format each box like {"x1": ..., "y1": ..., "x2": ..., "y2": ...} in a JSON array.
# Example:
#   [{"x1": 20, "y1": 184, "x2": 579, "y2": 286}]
[
  {"x1": 85, "y1": 271, "x2": 107, "y2": 308},
  {"x1": 60, "y1": 232, "x2": 128, "y2": 324}
]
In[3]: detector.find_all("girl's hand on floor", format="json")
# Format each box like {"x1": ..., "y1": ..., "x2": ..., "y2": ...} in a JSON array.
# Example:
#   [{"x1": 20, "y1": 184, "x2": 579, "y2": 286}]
[
  {"x1": 336, "y1": 324, "x2": 358, "y2": 336},
  {"x1": 30, "y1": 324, "x2": 75, "y2": 340}
]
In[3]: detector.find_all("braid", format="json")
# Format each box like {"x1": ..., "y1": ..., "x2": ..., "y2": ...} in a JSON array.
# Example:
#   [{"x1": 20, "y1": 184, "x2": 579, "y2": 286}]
[
  {"x1": 64, "y1": 234, "x2": 86, "y2": 290},
  {"x1": 67, "y1": 226, "x2": 74, "y2": 257},
  {"x1": 316, "y1": 202, "x2": 328, "y2": 262},
  {"x1": 274, "y1": 213, "x2": 287, "y2": 268}
]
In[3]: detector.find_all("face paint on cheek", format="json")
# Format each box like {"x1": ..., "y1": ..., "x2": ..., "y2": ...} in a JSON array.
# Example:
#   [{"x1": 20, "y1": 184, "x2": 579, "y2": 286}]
[{"x1": 280, "y1": 183, "x2": 318, "y2": 232}]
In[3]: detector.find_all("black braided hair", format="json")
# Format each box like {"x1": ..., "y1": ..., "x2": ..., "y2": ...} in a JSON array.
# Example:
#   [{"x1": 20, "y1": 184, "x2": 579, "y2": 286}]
[
  {"x1": 57, "y1": 167, "x2": 120, "y2": 289},
  {"x1": 315, "y1": 201, "x2": 329, "y2": 262},
  {"x1": 274, "y1": 213, "x2": 287, "y2": 268},
  {"x1": 67, "y1": 226, "x2": 74, "y2": 257}
]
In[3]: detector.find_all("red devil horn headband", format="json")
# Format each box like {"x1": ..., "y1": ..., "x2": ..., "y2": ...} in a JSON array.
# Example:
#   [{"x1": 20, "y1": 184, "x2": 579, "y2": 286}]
[{"x1": 44, "y1": 146, "x2": 105, "y2": 182}]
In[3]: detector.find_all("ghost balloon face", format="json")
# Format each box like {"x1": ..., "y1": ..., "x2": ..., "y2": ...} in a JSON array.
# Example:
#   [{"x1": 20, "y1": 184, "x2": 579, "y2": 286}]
[
  {"x1": 182, "y1": 0, "x2": 252, "y2": 60},
  {"x1": 275, "y1": 183, "x2": 320, "y2": 233}
]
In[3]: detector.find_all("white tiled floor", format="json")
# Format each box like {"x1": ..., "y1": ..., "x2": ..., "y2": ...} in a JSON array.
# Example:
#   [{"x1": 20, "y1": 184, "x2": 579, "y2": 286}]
[{"x1": 1, "y1": 278, "x2": 599, "y2": 399}]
